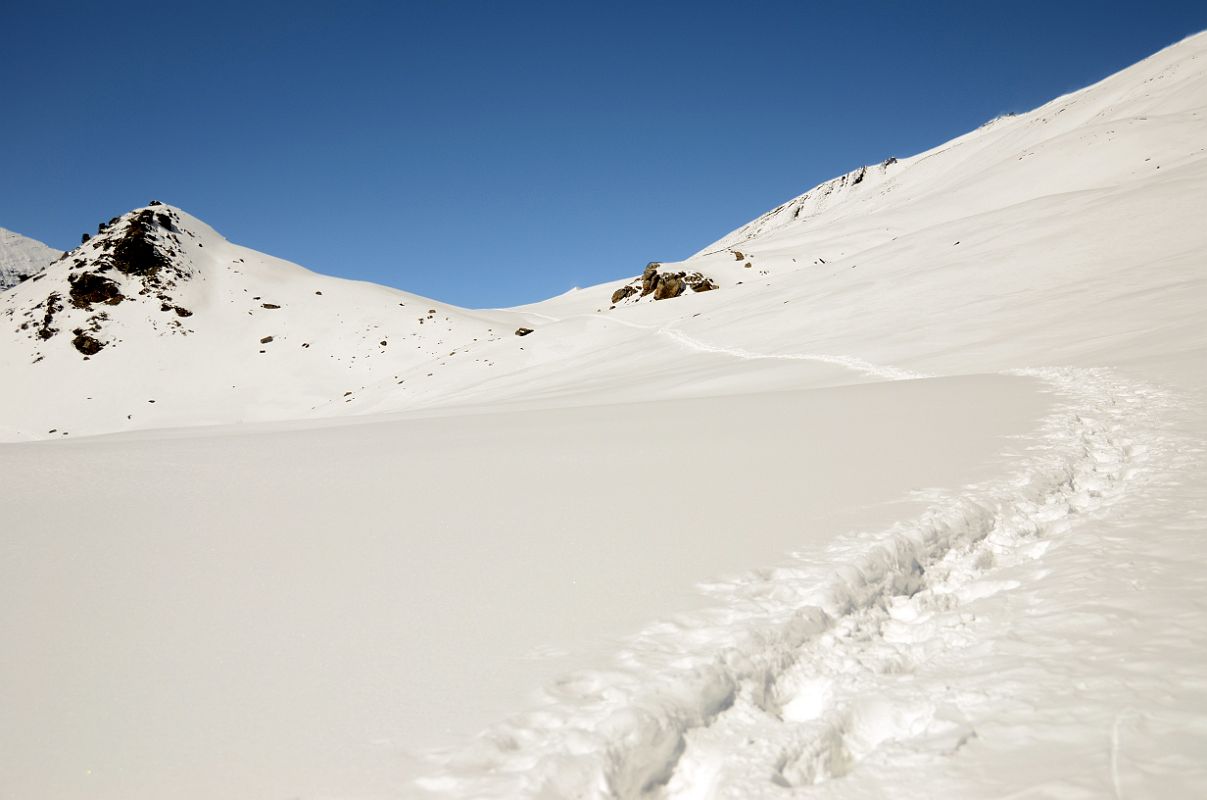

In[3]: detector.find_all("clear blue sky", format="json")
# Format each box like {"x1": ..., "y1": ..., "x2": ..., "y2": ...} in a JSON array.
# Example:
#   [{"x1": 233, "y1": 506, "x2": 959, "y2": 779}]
[{"x1": 2, "y1": 1, "x2": 1204, "y2": 307}]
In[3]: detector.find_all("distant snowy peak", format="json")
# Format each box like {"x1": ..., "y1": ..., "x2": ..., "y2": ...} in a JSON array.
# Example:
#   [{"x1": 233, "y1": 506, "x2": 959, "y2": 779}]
[{"x1": 0, "y1": 227, "x2": 60, "y2": 291}]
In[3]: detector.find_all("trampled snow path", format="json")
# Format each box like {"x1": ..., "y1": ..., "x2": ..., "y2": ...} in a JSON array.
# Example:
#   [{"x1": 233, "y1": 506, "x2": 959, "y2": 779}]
[
  {"x1": 418, "y1": 330, "x2": 1184, "y2": 798},
  {"x1": 656, "y1": 327, "x2": 927, "y2": 383}
]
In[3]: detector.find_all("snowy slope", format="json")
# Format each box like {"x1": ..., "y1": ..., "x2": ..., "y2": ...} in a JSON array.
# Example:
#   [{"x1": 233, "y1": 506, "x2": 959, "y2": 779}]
[
  {"x1": 0, "y1": 204, "x2": 515, "y2": 439},
  {"x1": 2, "y1": 30, "x2": 1207, "y2": 800},
  {"x1": 0, "y1": 226, "x2": 59, "y2": 291}
]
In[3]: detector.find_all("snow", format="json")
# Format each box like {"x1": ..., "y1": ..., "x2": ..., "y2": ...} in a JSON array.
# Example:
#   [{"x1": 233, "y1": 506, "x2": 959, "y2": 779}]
[
  {"x1": 2, "y1": 29, "x2": 1206, "y2": 800},
  {"x1": 0, "y1": 226, "x2": 59, "y2": 291}
]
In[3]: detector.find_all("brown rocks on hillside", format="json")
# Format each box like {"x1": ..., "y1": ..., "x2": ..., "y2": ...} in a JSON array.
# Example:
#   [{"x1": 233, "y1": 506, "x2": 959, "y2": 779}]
[
  {"x1": 68, "y1": 272, "x2": 124, "y2": 309},
  {"x1": 111, "y1": 209, "x2": 172, "y2": 277},
  {"x1": 653, "y1": 272, "x2": 685, "y2": 300},
  {"x1": 611, "y1": 285, "x2": 637, "y2": 303},
  {"x1": 71, "y1": 332, "x2": 106, "y2": 356},
  {"x1": 619, "y1": 263, "x2": 719, "y2": 305},
  {"x1": 641, "y1": 262, "x2": 661, "y2": 296}
]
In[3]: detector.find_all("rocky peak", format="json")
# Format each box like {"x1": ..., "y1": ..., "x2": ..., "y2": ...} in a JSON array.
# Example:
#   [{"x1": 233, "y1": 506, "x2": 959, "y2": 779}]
[{"x1": 3, "y1": 203, "x2": 199, "y2": 358}]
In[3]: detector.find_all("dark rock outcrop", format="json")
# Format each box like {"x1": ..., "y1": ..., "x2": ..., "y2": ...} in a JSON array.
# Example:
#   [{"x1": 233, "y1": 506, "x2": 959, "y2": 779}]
[
  {"x1": 37, "y1": 292, "x2": 63, "y2": 340},
  {"x1": 72, "y1": 332, "x2": 106, "y2": 355},
  {"x1": 68, "y1": 272, "x2": 124, "y2": 309},
  {"x1": 515, "y1": 327, "x2": 534, "y2": 337},
  {"x1": 110, "y1": 210, "x2": 171, "y2": 277}
]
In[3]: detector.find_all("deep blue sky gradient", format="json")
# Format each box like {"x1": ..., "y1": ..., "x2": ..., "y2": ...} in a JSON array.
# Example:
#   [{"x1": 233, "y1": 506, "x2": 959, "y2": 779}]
[{"x1": 2, "y1": 1, "x2": 1204, "y2": 306}]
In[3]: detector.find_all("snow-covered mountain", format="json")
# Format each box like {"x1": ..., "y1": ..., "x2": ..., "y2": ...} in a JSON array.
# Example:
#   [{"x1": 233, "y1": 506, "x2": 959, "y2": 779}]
[
  {"x1": 6, "y1": 26, "x2": 1202, "y2": 441},
  {"x1": 0, "y1": 203, "x2": 523, "y2": 438},
  {"x1": 0, "y1": 226, "x2": 59, "y2": 291},
  {"x1": 2, "y1": 30, "x2": 1206, "y2": 800}
]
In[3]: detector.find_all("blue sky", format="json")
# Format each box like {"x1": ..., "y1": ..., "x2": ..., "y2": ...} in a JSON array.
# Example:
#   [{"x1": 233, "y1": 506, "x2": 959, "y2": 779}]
[{"x1": 2, "y1": 1, "x2": 1204, "y2": 307}]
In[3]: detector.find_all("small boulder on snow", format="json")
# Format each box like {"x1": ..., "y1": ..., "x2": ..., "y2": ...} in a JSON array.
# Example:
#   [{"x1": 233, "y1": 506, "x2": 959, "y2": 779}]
[
  {"x1": 652, "y1": 272, "x2": 685, "y2": 300},
  {"x1": 611, "y1": 285, "x2": 637, "y2": 304},
  {"x1": 641, "y1": 263, "x2": 661, "y2": 296}
]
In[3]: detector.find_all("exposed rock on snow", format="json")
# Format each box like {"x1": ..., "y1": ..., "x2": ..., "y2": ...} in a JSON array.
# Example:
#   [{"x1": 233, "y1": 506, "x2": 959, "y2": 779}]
[
  {"x1": 652, "y1": 270, "x2": 685, "y2": 300},
  {"x1": 68, "y1": 271, "x2": 124, "y2": 309},
  {"x1": 610, "y1": 284, "x2": 637, "y2": 304},
  {"x1": 614, "y1": 262, "x2": 713, "y2": 304},
  {"x1": 71, "y1": 331, "x2": 106, "y2": 355},
  {"x1": 8, "y1": 206, "x2": 192, "y2": 358},
  {"x1": 685, "y1": 272, "x2": 717, "y2": 292},
  {"x1": 640, "y1": 262, "x2": 660, "y2": 295},
  {"x1": 0, "y1": 203, "x2": 514, "y2": 438}
]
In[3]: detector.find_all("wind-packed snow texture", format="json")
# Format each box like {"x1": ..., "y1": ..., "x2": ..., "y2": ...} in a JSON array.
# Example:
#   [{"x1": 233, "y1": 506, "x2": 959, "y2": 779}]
[{"x1": 2, "y1": 30, "x2": 1206, "y2": 800}]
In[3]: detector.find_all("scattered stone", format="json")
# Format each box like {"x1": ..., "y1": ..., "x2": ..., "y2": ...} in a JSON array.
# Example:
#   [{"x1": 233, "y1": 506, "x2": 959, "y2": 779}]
[
  {"x1": 37, "y1": 292, "x2": 63, "y2": 340},
  {"x1": 515, "y1": 327, "x2": 534, "y2": 337},
  {"x1": 260, "y1": 336, "x2": 274, "y2": 344},
  {"x1": 611, "y1": 285, "x2": 638, "y2": 303},
  {"x1": 261, "y1": 303, "x2": 280, "y2": 309},
  {"x1": 71, "y1": 332, "x2": 106, "y2": 355}
]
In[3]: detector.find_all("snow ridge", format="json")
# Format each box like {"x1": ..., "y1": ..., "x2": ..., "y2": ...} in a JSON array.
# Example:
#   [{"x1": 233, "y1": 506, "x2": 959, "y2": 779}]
[
  {"x1": 696, "y1": 159, "x2": 902, "y2": 256},
  {"x1": 416, "y1": 364, "x2": 1170, "y2": 798}
]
